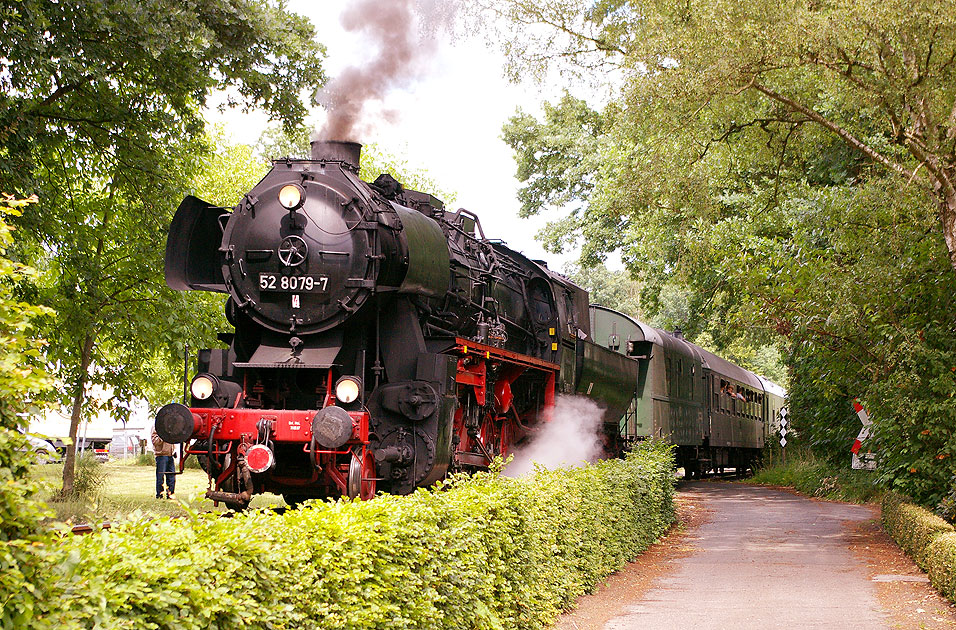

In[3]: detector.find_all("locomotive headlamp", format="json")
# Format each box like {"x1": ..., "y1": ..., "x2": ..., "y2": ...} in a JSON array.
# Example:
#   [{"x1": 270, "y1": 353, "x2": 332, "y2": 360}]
[
  {"x1": 335, "y1": 376, "x2": 362, "y2": 404},
  {"x1": 190, "y1": 373, "x2": 219, "y2": 401},
  {"x1": 278, "y1": 184, "x2": 305, "y2": 210}
]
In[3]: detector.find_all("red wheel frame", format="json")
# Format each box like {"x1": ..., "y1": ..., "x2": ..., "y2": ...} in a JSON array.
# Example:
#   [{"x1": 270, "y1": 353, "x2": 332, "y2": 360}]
[{"x1": 359, "y1": 448, "x2": 376, "y2": 501}]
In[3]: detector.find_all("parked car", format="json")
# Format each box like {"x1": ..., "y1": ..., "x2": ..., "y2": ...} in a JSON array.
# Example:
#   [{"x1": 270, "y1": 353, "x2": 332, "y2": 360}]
[{"x1": 24, "y1": 435, "x2": 60, "y2": 464}]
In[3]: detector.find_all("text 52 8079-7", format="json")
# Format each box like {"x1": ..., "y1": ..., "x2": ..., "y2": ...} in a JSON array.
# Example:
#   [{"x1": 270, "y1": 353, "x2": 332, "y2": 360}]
[{"x1": 258, "y1": 273, "x2": 329, "y2": 293}]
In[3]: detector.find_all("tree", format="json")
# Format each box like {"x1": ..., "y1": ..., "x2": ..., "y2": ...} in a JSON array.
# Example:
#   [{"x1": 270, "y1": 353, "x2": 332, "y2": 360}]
[
  {"x1": 1, "y1": 0, "x2": 326, "y2": 496},
  {"x1": 0, "y1": 0, "x2": 325, "y2": 189},
  {"x1": 481, "y1": 0, "x2": 956, "y2": 502},
  {"x1": 480, "y1": 0, "x2": 956, "y2": 272},
  {"x1": 563, "y1": 262, "x2": 642, "y2": 317}
]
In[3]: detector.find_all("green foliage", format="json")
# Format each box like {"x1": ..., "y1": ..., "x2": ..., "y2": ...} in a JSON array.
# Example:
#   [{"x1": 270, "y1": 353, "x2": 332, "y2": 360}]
[
  {"x1": 924, "y1": 533, "x2": 956, "y2": 604},
  {"x1": 504, "y1": 95, "x2": 606, "y2": 221},
  {"x1": 564, "y1": 263, "x2": 642, "y2": 317},
  {"x1": 882, "y1": 492, "x2": 956, "y2": 603},
  {"x1": 0, "y1": 198, "x2": 54, "y2": 629},
  {"x1": 487, "y1": 0, "x2": 956, "y2": 503},
  {"x1": 22, "y1": 443, "x2": 674, "y2": 629},
  {"x1": 774, "y1": 179, "x2": 956, "y2": 503},
  {"x1": 194, "y1": 128, "x2": 271, "y2": 208},
  {"x1": 882, "y1": 491, "x2": 955, "y2": 571},
  {"x1": 71, "y1": 453, "x2": 107, "y2": 500},
  {"x1": 750, "y1": 448, "x2": 882, "y2": 503},
  {"x1": 134, "y1": 452, "x2": 155, "y2": 467},
  {"x1": 1, "y1": 0, "x2": 326, "y2": 190}
]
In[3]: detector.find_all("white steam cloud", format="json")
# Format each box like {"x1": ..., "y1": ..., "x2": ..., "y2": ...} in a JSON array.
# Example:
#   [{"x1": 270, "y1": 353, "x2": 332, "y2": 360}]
[
  {"x1": 504, "y1": 395, "x2": 607, "y2": 477},
  {"x1": 317, "y1": 0, "x2": 460, "y2": 141}
]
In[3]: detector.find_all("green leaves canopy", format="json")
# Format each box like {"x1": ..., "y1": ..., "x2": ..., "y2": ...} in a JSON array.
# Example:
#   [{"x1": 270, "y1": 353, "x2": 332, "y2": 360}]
[
  {"x1": 0, "y1": 0, "x2": 326, "y2": 188},
  {"x1": 485, "y1": 0, "x2": 956, "y2": 503}
]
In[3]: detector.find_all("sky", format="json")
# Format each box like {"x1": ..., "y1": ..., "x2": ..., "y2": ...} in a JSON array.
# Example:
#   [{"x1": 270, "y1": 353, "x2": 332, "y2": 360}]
[{"x1": 211, "y1": 1, "x2": 575, "y2": 270}]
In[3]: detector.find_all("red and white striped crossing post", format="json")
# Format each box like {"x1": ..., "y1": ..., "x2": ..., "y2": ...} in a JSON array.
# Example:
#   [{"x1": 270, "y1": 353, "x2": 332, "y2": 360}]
[{"x1": 851, "y1": 399, "x2": 875, "y2": 470}]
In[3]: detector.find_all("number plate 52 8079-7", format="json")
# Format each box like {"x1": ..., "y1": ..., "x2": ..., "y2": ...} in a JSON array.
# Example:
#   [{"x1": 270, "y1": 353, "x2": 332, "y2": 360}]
[{"x1": 258, "y1": 273, "x2": 329, "y2": 293}]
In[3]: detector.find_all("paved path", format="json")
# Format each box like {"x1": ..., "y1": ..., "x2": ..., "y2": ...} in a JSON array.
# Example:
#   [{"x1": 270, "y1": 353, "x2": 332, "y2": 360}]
[{"x1": 606, "y1": 482, "x2": 888, "y2": 630}]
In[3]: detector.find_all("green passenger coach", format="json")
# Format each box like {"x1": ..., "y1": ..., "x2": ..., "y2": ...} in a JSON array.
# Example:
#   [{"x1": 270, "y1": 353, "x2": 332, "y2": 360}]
[{"x1": 589, "y1": 305, "x2": 786, "y2": 476}]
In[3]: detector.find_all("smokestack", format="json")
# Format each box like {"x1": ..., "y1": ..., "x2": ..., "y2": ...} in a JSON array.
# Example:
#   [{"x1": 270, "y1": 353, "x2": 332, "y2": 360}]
[{"x1": 309, "y1": 138, "x2": 362, "y2": 172}]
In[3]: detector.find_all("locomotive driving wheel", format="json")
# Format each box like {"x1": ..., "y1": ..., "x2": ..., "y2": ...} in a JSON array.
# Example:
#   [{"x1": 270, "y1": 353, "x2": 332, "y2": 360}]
[{"x1": 347, "y1": 447, "x2": 377, "y2": 500}]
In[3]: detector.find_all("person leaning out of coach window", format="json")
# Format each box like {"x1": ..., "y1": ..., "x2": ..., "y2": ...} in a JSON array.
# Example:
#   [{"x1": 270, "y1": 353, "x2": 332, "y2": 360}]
[{"x1": 151, "y1": 428, "x2": 176, "y2": 499}]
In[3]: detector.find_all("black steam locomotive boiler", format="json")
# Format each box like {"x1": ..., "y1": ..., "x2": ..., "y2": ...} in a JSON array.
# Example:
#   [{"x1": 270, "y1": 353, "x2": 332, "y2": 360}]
[{"x1": 155, "y1": 140, "x2": 638, "y2": 508}]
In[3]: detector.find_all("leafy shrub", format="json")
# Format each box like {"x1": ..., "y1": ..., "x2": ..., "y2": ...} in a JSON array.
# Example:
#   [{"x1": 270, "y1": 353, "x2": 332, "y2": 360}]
[
  {"x1": 882, "y1": 491, "x2": 956, "y2": 604},
  {"x1": 135, "y1": 452, "x2": 155, "y2": 466},
  {"x1": 881, "y1": 491, "x2": 954, "y2": 570},
  {"x1": 0, "y1": 198, "x2": 55, "y2": 628},
  {"x1": 32, "y1": 441, "x2": 675, "y2": 629},
  {"x1": 72, "y1": 452, "x2": 107, "y2": 499},
  {"x1": 750, "y1": 448, "x2": 882, "y2": 503},
  {"x1": 924, "y1": 533, "x2": 956, "y2": 603},
  {"x1": 137, "y1": 451, "x2": 201, "y2": 469}
]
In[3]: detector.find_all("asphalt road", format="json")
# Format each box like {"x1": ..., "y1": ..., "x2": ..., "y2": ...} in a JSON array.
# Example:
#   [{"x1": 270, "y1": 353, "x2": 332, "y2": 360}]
[{"x1": 605, "y1": 482, "x2": 889, "y2": 630}]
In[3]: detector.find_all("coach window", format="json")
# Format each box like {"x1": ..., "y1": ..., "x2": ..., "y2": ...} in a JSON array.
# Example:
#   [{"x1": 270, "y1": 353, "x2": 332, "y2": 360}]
[{"x1": 665, "y1": 358, "x2": 672, "y2": 396}]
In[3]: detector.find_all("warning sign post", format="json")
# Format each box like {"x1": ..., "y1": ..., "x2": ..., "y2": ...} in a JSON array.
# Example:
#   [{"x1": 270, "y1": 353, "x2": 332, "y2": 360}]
[
  {"x1": 851, "y1": 400, "x2": 876, "y2": 471},
  {"x1": 779, "y1": 408, "x2": 788, "y2": 465}
]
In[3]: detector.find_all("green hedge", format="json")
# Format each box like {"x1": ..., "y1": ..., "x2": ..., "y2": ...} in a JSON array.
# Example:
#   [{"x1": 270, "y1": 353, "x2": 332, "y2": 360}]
[
  {"x1": 29, "y1": 441, "x2": 674, "y2": 629},
  {"x1": 881, "y1": 491, "x2": 956, "y2": 602},
  {"x1": 925, "y1": 533, "x2": 956, "y2": 602},
  {"x1": 881, "y1": 491, "x2": 954, "y2": 569}
]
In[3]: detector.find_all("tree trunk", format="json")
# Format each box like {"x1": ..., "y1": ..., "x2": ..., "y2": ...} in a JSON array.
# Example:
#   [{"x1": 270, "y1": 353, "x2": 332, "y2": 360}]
[
  {"x1": 60, "y1": 333, "x2": 95, "y2": 497},
  {"x1": 941, "y1": 191, "x2": 956, "y2": 274}
]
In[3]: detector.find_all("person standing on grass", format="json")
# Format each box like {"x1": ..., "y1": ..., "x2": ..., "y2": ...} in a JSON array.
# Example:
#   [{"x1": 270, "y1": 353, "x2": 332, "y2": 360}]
[{"x1": 151, "y1": 428, "x2": 176, "y2": 499}]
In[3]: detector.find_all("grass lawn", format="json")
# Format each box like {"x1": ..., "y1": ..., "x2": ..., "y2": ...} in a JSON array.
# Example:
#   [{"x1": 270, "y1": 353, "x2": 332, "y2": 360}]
[{"x1": 31, "y1": 459, "x2": 285, "y2": 525}]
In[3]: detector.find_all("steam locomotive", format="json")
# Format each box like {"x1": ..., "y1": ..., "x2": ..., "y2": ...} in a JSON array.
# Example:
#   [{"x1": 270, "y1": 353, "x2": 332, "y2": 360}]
[
  {"x1": 155, "y1": 140, "x2": 785, "y2": 509},
  {"x1": 155, "y1": 140, "x2": 637, "y2": 508}
]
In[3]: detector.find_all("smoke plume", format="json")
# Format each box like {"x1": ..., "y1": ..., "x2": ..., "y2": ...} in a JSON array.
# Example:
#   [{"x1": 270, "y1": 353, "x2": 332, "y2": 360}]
[
  {"x1": 504, "y1": 395, "x2": 607, "y2": 477},
  {"x1": 317, "y1": 0, "x2": 458, "y2": 141}
]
